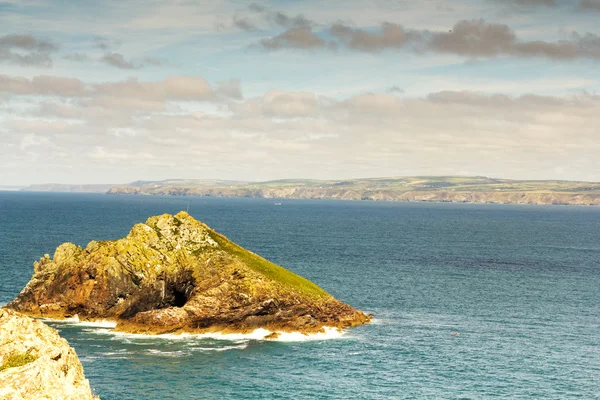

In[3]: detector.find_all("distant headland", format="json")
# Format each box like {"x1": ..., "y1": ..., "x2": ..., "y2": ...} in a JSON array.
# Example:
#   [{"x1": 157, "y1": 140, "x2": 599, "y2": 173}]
[{"x1": 17, "y1": 176, "x2": 600, "y2": 206}]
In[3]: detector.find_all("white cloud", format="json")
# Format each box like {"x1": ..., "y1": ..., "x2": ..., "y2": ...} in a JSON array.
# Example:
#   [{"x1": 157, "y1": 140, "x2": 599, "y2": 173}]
[
  {"x1": 232, "y1": 90, "x2": 321, "y2": 118},
  {"x1": 19, "y1": 133, "x2": 51, "y2": 150},
  {"x1": 3, "y1": 80, "x2": 599, "y2": 184}
]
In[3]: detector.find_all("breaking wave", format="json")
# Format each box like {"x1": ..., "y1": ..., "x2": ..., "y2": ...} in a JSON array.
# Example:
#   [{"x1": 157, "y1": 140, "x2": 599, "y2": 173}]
[
  {"x1": 93, "y1": 326, "x2": 345, "y2": 342},
  {"x1": 40, "y1": 314, "x2": 348, "y2": 345}
]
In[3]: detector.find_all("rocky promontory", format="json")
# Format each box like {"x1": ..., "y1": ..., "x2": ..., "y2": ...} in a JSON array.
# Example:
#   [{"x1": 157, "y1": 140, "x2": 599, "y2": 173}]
[
  {"x1": 7, "y1": 212, "x2": 370, "y2": 336},
  {"x1": 0, "y1": 308, "x2": 98, "y2": 399}
]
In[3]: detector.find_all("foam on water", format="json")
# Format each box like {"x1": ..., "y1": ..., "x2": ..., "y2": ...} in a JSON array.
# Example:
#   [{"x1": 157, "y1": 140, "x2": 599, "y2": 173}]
[
  {"x1": 145, "y1": 349, "x2": 189, "y2": 357},
  {"x1": 40, "y1": 315, "x2": 118, "y2": 328},
  {"x1": 41, "y1": 319, "x2": 345, "y2": 343},
  {"x1": 91, "y1": 326, "x2": 345, "y2": 342},
  {"x1": 40, "y1": 314, "x2": 345, "y2": 342},
  {"x1": 274, "y1": 327, "x2": 345, "y2": 342},
  {"x1": 188, "y1": 343, "x2": 249, "y2": 352}
]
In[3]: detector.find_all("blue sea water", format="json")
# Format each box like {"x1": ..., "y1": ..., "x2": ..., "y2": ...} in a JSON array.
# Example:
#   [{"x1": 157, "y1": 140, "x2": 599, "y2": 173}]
[{"x1": 0, "y1": 192, "x2": 599, "y2": 399}]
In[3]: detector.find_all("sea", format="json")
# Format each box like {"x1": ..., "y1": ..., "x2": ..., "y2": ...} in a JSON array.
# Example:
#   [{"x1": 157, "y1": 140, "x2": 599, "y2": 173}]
[{"x1": 0, "y1": 192, "x2": 598, "y2": 399}]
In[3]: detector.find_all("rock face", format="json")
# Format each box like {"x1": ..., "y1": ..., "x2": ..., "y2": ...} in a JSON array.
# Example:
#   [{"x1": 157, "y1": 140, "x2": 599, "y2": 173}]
[
  {"x1": 7, "y1": 212, "x2": 370, "y2": 335},
  {"x1": 0, "y1": 308, "x2": 98, "y2": 400}
]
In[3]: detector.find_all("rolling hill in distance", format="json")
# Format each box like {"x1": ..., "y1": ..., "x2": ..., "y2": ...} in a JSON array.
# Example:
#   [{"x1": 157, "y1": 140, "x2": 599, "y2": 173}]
[{"x1": 17, "y1": 176, "x2": 600, "y2": 206}]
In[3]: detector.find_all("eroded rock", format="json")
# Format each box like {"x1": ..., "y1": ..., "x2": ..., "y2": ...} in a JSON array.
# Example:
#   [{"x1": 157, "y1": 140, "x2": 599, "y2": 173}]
[{"x1": 0, "y1": 308, "x2": 98, "y2": 400}]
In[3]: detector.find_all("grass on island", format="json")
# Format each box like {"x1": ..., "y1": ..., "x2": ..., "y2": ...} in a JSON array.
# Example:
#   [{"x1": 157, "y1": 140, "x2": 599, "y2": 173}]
[
  {"x1": 209, "y1": 231, "x2": 329, "y2": 299},
  {"x1": 0, "y1": 351, "x2": 38, "y2": 372}
]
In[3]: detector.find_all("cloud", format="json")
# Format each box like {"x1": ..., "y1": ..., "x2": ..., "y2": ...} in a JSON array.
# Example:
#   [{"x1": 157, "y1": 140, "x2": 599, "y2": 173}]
[
  {"x1": 0, "y1": 75, "x2": 85, "y2": 96},
  {"x1": 232, "y1": 90, "x2": 320, "y2": 118},
  {"x1": 100, "y1": 52, "x2": 137, "y2": 69},
  {"x1": 248, "y1": 3, "x2": 266, "y2": 13},
  {"x1": 336, "y1": 93, "x2": 402, "y2": 116},
  {"x1": 8, "y1": 119, "x2": 80, "y2": 134},
  {"x1": 330, "y1": 22, "x2": 421, "y2": 52},
  {"x1": 3, "y1": 76, "x2": 600, "y2": 183},
  {"x1": 260, "y1": 27, "x2": 333, "y2": 50},
  {"x1": 579, "y1": 0, "x2": 600, "y2": 10},
  {"x1": 63, "y1": 52, "x2": 89, "y2": 62},
  {"x1": 427, "y1": 90, "x2": 513, "y2": 106},
  {"x1": 505, "y1": 0, "x2": 600, "y2": 11},
  {"x1": 233, "y1": 17, "x2": 257, "y2": 31},
  {"x1": 93, "y1": 77, "x2": 219, "y2": 101},
  {"x1": 0, "y1": 34, "x2": 57, "y2": 52},
  {"x1": 215, "y1": 79, "x2": 243, "y2": 100},
  {"x1": 262, "y1": 19, "x2": 600, "y2": 60},
  {"x1": 232, "y1": 5, "x2": 314, "y2": 32},
  {"x1": 430, "y1": 20, "x2": 600, "y2": 59},
  {"x1": 247, "y1": 3, "x2": 313, "y2": 27},
  {"x1": 270, "y1": 12, "x2": 313, "y2": 29},
  {"x1": 509, "y1": 0, "x2": 556, "y2": 6},
  {"x1": 19, "y1": 134, "x2": 51, "y2": 151},
  {"x1": 140, "y1": 56, "x2": 167, "y2": 66},
  {"x1": 93, "y1": 37, "x2": 117, "y2": 50},
  {"x1": 88, "y1": 147, "x2": 155, "y2": 162},
  {"x1": 100, "y1": 52, "x2": 166, "y2": 69},
  {"x1": 0, "y1": 34, "x2": 58, "y2": 67},
  {"x1": 429, "y1": 20, "x2": 517, "y2": 57},
  {"x1": 0, "y1": 74, "x2": 242, "y2": 115}
]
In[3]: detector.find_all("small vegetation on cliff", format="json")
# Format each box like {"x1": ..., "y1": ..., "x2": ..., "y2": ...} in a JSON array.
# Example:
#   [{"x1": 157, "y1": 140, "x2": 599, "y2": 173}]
[{"x1": 0, "y1": 351, "x2": 38, "y2": 372}]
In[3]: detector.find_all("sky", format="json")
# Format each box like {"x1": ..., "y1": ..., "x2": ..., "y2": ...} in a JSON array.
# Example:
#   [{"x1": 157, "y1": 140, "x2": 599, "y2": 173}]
[{"x1": 1, "y1": 0, "x2": 600, "y2": 185}]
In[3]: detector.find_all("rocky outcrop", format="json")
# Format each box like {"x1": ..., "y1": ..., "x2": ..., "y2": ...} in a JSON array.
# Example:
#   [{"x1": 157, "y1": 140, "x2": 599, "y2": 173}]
[
  {"x1": 7, "y1": 212, "x2": 370, "y2": 335},
  {"x1": 0, "y1": 308, "x2": 98, "y2": 400}
]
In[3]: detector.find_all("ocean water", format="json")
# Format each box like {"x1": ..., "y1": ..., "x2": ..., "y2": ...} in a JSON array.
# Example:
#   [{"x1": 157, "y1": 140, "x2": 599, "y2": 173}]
[{"x1": 0, "y1": 192, "x2": 599, "y2": 399}]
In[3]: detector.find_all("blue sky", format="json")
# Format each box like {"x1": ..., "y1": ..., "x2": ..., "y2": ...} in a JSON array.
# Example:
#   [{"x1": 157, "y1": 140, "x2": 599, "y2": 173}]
[{"x1": 1, "y1": 0, "x2": 600, "y2": 184}]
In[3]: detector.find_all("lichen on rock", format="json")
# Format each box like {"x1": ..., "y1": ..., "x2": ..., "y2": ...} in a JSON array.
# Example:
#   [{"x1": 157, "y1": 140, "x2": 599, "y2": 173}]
[
  {"x1": 0, "y1": 308, "x2": 98, "y2": 400},
  {"x1": 7, "y1": 212, "x2": 370, "y2": 336}
]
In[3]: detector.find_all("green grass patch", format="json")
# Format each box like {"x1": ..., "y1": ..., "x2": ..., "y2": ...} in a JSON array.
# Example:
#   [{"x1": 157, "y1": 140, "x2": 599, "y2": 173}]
[
  {"x1": 209, "y1": 231, "x2": 329, "y2": 299},
  {"x1": 0, "y1": 351, "x2": 38, "y2": 372}
]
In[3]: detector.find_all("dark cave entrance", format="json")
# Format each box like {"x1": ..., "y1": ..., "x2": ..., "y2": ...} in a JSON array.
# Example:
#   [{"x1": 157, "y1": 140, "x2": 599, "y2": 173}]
[
  {"x1": 172, "y1": 288, "x2": 188, "y2": 308},
  {"x1": 159, "y1": 270, "x2": 195, "y2": 309}
]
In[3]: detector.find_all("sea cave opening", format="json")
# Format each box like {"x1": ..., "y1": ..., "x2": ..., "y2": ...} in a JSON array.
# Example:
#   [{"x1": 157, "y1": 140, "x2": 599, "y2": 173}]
[{"x1": 172, "y1": 288, "x2": 188, "y2": 308}]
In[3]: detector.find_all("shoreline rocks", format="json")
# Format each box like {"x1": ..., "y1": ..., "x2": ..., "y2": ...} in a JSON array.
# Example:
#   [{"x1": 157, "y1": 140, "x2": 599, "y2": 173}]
[{"x1": 0, "y1": 308, "x2": 98, "y2": 400}]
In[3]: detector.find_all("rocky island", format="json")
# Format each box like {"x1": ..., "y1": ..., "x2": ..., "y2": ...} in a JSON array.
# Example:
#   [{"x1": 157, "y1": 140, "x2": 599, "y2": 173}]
[
  {"x1": 7, "y1": 212, "x2": 370, "y2": 337},
  {"x1": 0, "y1": 309, "x2": 98, "y2": 399}
]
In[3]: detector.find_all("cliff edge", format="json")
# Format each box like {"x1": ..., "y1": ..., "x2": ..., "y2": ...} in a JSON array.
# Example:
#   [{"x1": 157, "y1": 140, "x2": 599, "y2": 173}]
[{"x1": 0, "y1": 308, "x2": 98, "y2": 400}]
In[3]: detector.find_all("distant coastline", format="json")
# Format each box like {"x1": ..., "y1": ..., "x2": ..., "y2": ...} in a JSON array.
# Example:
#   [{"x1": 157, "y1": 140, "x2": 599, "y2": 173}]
[
  {"x1": 16, "y1": 176, "x2": 600, "y2": 206},
  {"x1": 107, "y1": 189, "x2": 600, "y2": 206}
]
